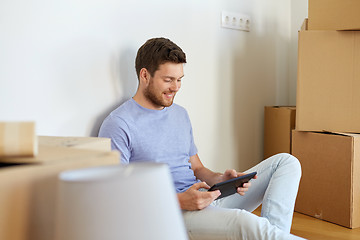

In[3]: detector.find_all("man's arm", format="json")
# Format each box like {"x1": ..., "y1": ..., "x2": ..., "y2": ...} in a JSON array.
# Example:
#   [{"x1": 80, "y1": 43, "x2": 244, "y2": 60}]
[
  {"x1": 176, "y1": 154, "x2": 254, "y2": 211},
  {"x1": 189, "y1": 154, "x2": 224, "y2": 186},
  {"x1": 190, "y1": 154, "x2": 255, "y2": 195}
]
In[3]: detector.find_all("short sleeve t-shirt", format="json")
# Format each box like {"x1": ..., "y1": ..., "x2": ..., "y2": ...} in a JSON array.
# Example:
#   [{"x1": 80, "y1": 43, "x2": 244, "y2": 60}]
[{"x1": 98, "y1": 98, "x2": 198, "y2": 193}]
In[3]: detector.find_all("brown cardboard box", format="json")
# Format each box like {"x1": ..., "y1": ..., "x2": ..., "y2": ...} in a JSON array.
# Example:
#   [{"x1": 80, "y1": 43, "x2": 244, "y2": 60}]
[
  {"x1": 0, "y1": 122, "x2": 37, "y2": 157},
  {"x1": 292, "y1": 130, "x2": 360, "y2": 228},
  {"x1": 0, "y1": 136, "x2": 111, "y2": 164},
  {"x1": 0, "y1": 137, "x2": 120, "y2": 240},
  {"x1": 38, "y1": 135, "x2": 111, "y2": 152},
  {"x1": 264, "y1": 106, "x2": 296, "y2": 159},
  {"x1": 308, "y1": 0, "x2": 360, "y2": 30},
  {"x1": 296, "y1": 19, "x2": 360, "y2": 133}
]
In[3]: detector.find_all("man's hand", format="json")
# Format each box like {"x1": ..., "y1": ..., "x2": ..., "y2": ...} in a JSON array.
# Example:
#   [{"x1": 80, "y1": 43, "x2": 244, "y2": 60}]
[
  {"x1": 177, "y1": 182, "x2": 221, "y2": 211},
  {"x1": 220, "y1": 169, "x2": 257, "y2": 196}
]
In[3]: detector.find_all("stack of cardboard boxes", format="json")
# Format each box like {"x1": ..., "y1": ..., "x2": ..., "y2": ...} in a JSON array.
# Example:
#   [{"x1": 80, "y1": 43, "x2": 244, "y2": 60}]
[
  {"x1": 292, "y1": 0, "x2": 360, "y2": 228},
  {"x1": 0, "y1": 122, "x2": 119, "y2": 240}
]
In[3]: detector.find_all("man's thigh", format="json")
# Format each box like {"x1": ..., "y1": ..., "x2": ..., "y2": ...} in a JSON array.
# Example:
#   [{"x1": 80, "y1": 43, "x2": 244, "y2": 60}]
[
  {"x1": 182, "y1": 206, "x2": 269, "y2": 240},
  {"x1": 182, "y1": 205, "x2": 302, "y2": 240}
]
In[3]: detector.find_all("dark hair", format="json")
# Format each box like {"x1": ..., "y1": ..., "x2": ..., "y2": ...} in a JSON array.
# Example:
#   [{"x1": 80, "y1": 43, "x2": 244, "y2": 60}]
[{"x1": 135, "y1": 37, "x2": 186, "y2": 79}]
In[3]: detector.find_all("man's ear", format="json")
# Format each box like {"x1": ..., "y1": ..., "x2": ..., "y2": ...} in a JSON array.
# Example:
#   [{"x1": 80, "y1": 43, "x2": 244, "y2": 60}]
[{"x1": 139, "y1": 68, "x2": 150, "y2": 86}]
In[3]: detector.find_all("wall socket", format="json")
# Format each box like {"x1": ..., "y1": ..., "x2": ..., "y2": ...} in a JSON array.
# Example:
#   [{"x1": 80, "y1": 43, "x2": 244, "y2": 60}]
[{"x1": 221, "y1": 11, "x2": 251, "y2": 32}]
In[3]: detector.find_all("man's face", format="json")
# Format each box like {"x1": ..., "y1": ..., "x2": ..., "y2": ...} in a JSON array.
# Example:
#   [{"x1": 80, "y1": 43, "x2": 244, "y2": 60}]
[{"x1": 144, "y1": 62, "x2": 184, "y2": 109}]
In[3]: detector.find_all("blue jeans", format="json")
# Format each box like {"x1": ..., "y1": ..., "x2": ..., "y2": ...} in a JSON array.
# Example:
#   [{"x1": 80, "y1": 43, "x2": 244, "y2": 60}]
[{"x1": 182, "y1": 153, "x2": 305, "y2": 240}]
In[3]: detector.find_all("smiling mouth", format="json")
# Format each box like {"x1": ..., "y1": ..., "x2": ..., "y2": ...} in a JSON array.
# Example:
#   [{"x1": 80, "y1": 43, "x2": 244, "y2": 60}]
[{"x1": 164, "y1": 93, "x2": 175, "y2": 99}]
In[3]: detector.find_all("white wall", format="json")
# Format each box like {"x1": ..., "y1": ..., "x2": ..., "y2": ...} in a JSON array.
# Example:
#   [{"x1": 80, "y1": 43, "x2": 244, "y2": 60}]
[
  {"x1": 289, "y1": 0, "x2": 308, "y2": 105},
  {"x1": 0, "y1": 0, "x2": 308, "y2": 172}
]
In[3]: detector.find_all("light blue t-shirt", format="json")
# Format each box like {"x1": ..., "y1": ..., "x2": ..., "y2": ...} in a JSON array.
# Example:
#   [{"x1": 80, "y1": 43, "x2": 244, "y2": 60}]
[{"x1": 98, "y1": 98, "x2": 198, "y2": 193}]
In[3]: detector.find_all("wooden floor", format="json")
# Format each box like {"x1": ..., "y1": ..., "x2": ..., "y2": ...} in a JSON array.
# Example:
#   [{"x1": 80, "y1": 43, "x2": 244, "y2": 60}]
[{"x1": 252, "y1": 208, "x2": 360, "y2": 240}]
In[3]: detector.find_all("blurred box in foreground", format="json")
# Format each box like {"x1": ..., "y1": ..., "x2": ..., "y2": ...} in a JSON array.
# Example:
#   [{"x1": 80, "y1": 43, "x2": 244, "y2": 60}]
[{"x1": 0, "y1": 136, "x2": 119, "y2": 240}]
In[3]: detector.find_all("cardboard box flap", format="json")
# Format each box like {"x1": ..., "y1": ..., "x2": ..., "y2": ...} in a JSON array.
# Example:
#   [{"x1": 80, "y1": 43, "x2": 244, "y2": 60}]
[
  {"x1": 322, "y1": 131, "x2": 360, "y2": 138},
  {"x1": 301, "y1": 18, "x2": 308, "y2": 31},
  {"x1": 0, "y1": 136, "x2": 113, "y2": 164},
  {"x1": 269, "y1": 106, "x2": 296, "y2": 110},
  {"x1": 0, "y1": 146, "x2": 118, "y2": 164},
  {"x1": 38, "y1": 136, "x2": 111, "y2": 152}
]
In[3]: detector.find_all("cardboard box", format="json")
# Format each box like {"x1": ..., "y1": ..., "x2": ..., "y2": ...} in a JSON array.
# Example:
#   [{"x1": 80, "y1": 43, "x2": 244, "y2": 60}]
[
  {"x1": 0, "y1": 136, "x2": 111, "y2": 164},
  {"x1": 264, "y1": 106, "x2": 296, "y2": 159},
  {"x1": 292, "y1": 130, "x2": 360, "y2": 228},
  {"x1": 0, "y1": 137, "x2": 120, "y2": 240},
  {"x1": 38, "y1": 136, "x2": 111, "y2": 152},
  {"x1": 0, "y1": 122, "x2": 37, "y2": 157},
  {"x1": 308, "y1": 0, "x2": 360, "y2": 30},
  {"x1": 296, "y1": 19, "x2": 360, "y2": 133}
]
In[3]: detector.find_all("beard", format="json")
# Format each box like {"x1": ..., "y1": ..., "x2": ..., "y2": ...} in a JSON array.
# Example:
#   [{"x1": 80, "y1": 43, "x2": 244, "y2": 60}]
[{"x1": 144, "y1": 80, "x2": 175, "y2": 108}]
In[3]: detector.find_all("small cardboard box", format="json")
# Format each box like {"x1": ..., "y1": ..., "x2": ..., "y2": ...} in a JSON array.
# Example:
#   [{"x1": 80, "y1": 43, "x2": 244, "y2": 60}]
[
  {"x1": 296, "y1": 19, "x2": 360, "y2": 133},
  {"x1": 308, "y1": 0, "x2": 360, "y2": 30},
  {"x1": 0, "y1": 136, "x2": 120, "y2": 240},
  {"x1": 264, "y1": 106, "x2": 296, "y2": 159},
  {"x1": 292, "y1": 130, "x2": 360, "y2": 228},
  {"x1": 0, "y1": 122, "x2": 37, "y2": 157}
]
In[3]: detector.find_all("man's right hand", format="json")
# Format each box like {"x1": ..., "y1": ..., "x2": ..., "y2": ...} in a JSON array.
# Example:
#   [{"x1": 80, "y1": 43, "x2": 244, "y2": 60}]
[{"x1": 177, "y1": 182, "x2": 221, "y2": 211}]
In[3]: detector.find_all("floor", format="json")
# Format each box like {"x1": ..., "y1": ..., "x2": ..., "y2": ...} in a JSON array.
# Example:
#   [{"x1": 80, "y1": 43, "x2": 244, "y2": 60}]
[{"x1": 253, "y1": 208, "x2": 360, "y2": 240}]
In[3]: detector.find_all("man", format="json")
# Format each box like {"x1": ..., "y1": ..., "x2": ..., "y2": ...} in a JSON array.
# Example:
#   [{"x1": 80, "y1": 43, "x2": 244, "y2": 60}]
[{"x1": 99, "y1": 37, "x2": 304, "y2": 240}]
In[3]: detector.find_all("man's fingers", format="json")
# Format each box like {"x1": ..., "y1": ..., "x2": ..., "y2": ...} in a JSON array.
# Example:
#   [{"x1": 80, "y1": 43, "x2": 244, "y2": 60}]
[
  {"x1": 208, "y1": 190, "x2": 221, "y2": 199},
  {"x1": 195, "y1": 188, "x2": 221, "y2": 210},
  {"x1": 225, "y1": 169, "x2": 237, "y2": 178},
  {"x1": 237, "y1": 187, "x2": 248, "y2": 192},
  {"x1": 230, "y1": 169, "x2": 237, "y2": 177},
  {"x1": 243, "y1": 182, "x2": 251, "y2": 188},
  {"x1": 194, "y1": 181, "x2": 210, "y2": 190},
  {"x1": 195, "y1": 182, "x2": 221, "y2": 199},
  {"x1": 236, "y1": 172, "x2": 247, "y2": 177},
  {"x1": 199, "y1": 190, "x2": 221, "y2": 206}
]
